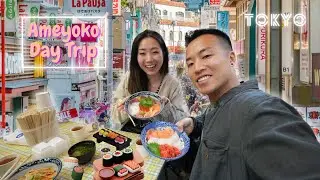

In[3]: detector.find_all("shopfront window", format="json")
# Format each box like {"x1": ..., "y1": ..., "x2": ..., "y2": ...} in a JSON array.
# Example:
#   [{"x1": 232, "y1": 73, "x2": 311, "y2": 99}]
[
  {"x1": 170, "y1": 31, "x2": 174, "y2": 41},
  {"x1": 162, "y1": 30, "x2": 166, "y2": 40}
]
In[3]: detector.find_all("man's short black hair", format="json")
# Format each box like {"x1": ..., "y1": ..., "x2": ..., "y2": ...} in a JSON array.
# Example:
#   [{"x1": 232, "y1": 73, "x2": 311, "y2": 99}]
[{"x1": 185, "y1": 29, "x2": 233, "y2": 51}]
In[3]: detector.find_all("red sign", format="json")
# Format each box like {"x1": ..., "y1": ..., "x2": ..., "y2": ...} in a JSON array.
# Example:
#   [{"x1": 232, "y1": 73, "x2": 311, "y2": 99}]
[
  {"x1": 70, "y1": 23, "x2": 98, "y2": 42},
  {"x1": 58, "y1": 108, "x2": 78, "y2": 120},
  {"x1": 209, "y1": 0, "x2": 220, "y2": 5},
  {"x1": 113, "y1": 0, "x2": 121, "y2": 16},
  {"x1": 113, "y1": 52, "x2": 124, "y2": 69}
]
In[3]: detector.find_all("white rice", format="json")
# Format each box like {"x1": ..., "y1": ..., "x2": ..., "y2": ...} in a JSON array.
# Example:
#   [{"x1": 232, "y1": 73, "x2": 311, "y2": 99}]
[
  {"x1": 129, "y1": 102, "x2": 140, "y2": 115},
  {"x1": 148, "y1": 132, "x2": 185, "y2": 150}
]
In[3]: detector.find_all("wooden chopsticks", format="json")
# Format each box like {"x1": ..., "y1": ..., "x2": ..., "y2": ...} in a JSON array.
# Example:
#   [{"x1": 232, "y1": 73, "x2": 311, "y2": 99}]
[{"x1": 0, "y1": 155, "x2": 31, "y2": 180}]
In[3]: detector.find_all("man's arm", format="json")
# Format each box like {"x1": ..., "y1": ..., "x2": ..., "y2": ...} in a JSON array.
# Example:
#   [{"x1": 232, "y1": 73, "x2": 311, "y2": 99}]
[{"x1": 243, "y1": 97, "x2": 320, "y2": 179}]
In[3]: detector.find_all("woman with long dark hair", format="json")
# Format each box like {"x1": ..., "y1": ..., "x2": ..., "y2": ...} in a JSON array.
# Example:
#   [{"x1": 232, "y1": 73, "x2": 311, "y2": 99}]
[{"x1": 111, "y1": 30, "x2": 189, "y2": 127}]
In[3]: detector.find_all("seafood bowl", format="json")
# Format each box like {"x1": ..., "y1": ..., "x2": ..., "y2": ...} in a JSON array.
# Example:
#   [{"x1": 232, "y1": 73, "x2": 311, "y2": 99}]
[
  {"x1": 140, "y1": 121, "x2": 190, "y2": 161},
  {"x1": 124, "y1": 91, "x2": 164, "y2": 121}
]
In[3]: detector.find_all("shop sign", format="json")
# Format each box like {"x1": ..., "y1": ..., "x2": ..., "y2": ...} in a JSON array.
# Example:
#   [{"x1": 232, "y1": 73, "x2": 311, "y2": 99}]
[
  {"x1": 57, "y1": 108, "x2": 78, "y2": 121},
  {"x1": 257, "y1": 26, "x2": 266, "y2": 75},
  {"x1": 0, "y1": 0, "x2": 17, "y2": 32},
  {"x1": 216, "y1": 11, "x2": 229, "y2": 36},
  {"x1": 307, "y1": 107, "x2": 320, "y2": 127},
  {"x1": 63, "y1": 0, "x2": 107, "y2": 22},
  {"x1": 64, "y1": 0, "x2": 121, "y2": 20},
  {"x1": 209, "y1": 0, "x2": 220, "y2": 6},
  {"x1": 113, "y1": 0, "x2": 121, "y2": 16},
  {"x1": 300, "y1": 48, "x2": 309, "y2": 83},
  {"x1": 113, "y1": 52, "x2": 124, "y2": 69},
  {"x1": 17, "y1": 1, "x2": 40, "y2": 38},
  {"x1": 312, "y1": 53, "x2": 320, "y2": 101}
]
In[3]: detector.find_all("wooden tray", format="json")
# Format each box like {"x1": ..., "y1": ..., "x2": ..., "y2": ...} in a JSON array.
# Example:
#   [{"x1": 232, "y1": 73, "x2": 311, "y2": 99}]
[
  {"x1": 93, "y1": 129, "x2": 132, "y2": 150},
  {"x1": 93, "y1": 157, "x2": 144, "y2": 180}
]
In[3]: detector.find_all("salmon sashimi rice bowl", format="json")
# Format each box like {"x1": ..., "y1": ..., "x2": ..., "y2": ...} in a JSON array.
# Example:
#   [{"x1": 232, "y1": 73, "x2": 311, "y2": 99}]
[
  {"x1": 146, "y1": 127, "x2": 185, "y2": 159},
  {"x1": 128, "y1": 95, "x2": 161, "y2": 119}
]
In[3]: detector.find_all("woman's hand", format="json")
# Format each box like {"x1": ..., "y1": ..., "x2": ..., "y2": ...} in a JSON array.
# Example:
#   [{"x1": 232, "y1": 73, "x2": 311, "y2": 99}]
[
  {"x1": 176, "y1": 117, "x2": 194, "y2": 135},
  {"x1": 160, "y1": 96, "x2": 170, "y2": 105},
  {"x1": 116, "y1": 98, "x2": 127, "y2": 111}
]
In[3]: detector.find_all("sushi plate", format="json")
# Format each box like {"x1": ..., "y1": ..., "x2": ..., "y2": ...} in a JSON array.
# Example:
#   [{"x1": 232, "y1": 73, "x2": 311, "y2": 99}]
[
  {"x1": 9, "y1": 157, "x2": 62, "y2": 180},
  {"x1": 124, "y1": 91, "x2": 164, "y2": 120},
  {"x1": 140, "y1": 121, "x2": 190, "y2": 161}
]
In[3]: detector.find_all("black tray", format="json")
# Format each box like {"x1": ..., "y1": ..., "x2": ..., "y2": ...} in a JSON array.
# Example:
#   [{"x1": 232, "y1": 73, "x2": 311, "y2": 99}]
[{"x1": 93, "y1": 129, "x2": 132, "y2": 150}]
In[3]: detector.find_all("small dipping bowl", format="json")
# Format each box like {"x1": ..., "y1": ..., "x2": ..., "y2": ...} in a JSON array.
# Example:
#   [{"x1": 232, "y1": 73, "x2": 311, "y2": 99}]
[
  {"x1": 0, "y1": 154, "x2": 18, "y2": 177},
  {"x1": 99, "y1": 167, "x2": 115, "y2": 180},
  {"x1": 100, "y1": 147, "x2": 111, "y2": 156},
  {"x1": 68, "y1": 140, "x2": 96, "y2": 165}
]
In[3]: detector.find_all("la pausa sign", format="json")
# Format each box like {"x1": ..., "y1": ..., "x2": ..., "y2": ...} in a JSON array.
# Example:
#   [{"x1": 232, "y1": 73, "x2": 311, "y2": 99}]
[
  {"x1": 27, "y1": 22, "x2": 101, "y2": 64},
  {"x1": 72, "y1": 0, "x2": 106, "y2": 8}
]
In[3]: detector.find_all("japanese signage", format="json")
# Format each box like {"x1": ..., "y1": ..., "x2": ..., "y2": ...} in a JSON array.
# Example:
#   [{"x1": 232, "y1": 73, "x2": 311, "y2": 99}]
[
  {"x1": 64, "y1": 0, "x2": 107, "y2": 22},
  {"x1": 307, "y1": 107, "x2": 320, "y2": 127},
  {"x1": 113, "y1": 0, "x2": 121, "y2": 16},
  {"x1": 39, "y1": 7, "x2": 58, "y2": 26},
  {"x1": 0, "y1": 0, "x2": 18, "y2": 32},
  {"x1": 201, "y1": 5, "x2": 219, "y2": 29},
  {"x1": 209, "y1": 0, "x2": 220, "y2": 5},
  {"x1": 17, "y1": 1, "x2": 40, "y2": 38},
  {"x1": 64, "y1": 0, "x2": 121, "y2": 20},
  {"x1": 216, "y1": 11, "x2": 229, "y2": 36},
  {"x1": 312, "y1": 53, "x2": 320, "y2": 101},
  {"x1": 300, "y1": 48, "x2": 309, "y2": 83},
  {"x1": 257, "y1": 0, "x2": 266, "y2": 75}
]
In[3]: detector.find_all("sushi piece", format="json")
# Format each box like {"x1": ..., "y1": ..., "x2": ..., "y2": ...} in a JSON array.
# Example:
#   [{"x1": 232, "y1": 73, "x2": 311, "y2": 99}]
[
  {"x1": 108, "y1": 131, "x2": 118, "y2": 139},
  {"x1": 113, "y1": 164, "x2": 128, "y2": 177},
  {"x1": 71, "y1": 166, "x2": 84, "y2": 180},
  {"x1": 122, "y1": 147, "x2": 133, "y2": 160},
  {"x1": 99, "y1": 129, "x2": 105, "y2": 136},
  {"x1": 103, "y1": 153, "x2": 114, "y2": 167},
  {"x1": 103, "y1": 131, "x2": 109, "y2": 138},
  {"x1": 115, "y1": 137, "x2": 125, "y2": 144},
  {"x1": 123, "y1": 160, "x2": 141, "y2": 173},
  {"x1": 99, "y1": 167, "x2": 115, "y2": 180},
  {"x1": 113, "y1": 150, "x2": 123, "y2": 164},
  {"x1": 120, "y1": 136, "x2": 128, "y2": 142}
]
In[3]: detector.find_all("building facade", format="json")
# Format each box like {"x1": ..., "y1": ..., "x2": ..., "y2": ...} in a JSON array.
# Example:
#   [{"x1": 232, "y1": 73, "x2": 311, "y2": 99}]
[{"x1": 155, "y1": 0, "x2": 200, "y2": 66}]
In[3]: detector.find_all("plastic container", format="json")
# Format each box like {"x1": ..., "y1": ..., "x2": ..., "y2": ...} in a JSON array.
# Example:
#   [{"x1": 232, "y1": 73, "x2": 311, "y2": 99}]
[
  {"x1": 32, "y1": 142, "x2": 55, "y2": 160},
  {"x1": 48, "y1": 136, "x2": 70, "y2": 156},
  {"x1": 21, "y1": 120, "x2": 59, "y2": 146}
]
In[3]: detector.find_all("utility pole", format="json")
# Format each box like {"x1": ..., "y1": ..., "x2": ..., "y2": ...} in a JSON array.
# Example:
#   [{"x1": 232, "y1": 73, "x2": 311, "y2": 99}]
[
  {"x1": 106, "y1": 0, "x2": 113, "y2": 106},
  {"x1": 1, "y1": 0, "x2": 5, "y2": 128}
]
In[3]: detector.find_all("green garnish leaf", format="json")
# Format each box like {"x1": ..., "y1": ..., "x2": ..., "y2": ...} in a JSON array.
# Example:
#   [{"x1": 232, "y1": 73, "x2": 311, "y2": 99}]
[
  {"x1": 147, "y1": 143, "x2": 160, "y2": 156},
  {"x1": 140, "y1": 97, "x2": 153, "y2": 107}
]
